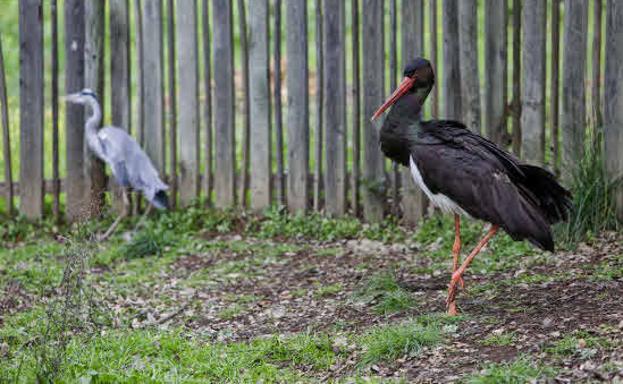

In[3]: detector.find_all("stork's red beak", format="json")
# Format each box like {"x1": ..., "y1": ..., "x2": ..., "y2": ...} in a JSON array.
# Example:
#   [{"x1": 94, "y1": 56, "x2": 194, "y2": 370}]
[{"x1": 371, "y1": 76, "x2": 416, "y2": 121}]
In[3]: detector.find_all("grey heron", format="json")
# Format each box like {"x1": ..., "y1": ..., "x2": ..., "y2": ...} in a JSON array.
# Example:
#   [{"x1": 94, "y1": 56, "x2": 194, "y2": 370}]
[{"x1": 65, "y1": 88, "x2": 169, "y2": 240}]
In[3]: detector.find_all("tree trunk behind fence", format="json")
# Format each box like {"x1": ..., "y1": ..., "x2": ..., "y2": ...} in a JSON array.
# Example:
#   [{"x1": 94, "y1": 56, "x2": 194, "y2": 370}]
[
  {"x1": 561, "y1": 0, "x2": 587, "y2": 182},
  {"x1": 19, "y1": 0, "x2": 44, "y2": 219},
  {"x1": 65, "y1": 0, "x2": 86, "y2": 221},
  {"x1": 604, "y1": 0, "x2": 623, "y2": 220},
  {"x1": 458, "y1": 0, "x2": 480, "y2": 132},
  {"x1": 110, "y1": 0, "x2": 132, "y2": 213},
  {"x1": 442, "y1": 0, "x2": 461, "y2": 120},
  {"x1": 324, "y1": 0, "x2": 347, "y2": 216},
  {"x1": 0, "y1": 34, "x2": 13, "y2": 216},
  {"x1": 248, "y1": 0, "x2": 272, "y2": 210},
  {"x1": 142, "y1": 0, "x2": 165, "y2": 178},
  {"x1": 213, "y1": 0, "x2": 236, "y2": 207},
  {"x1": 286, "y1": 1, "x2": 309, "y2": 212},
  {"x1": 362, "y1": 0, "x2": 385, "y2": 222},
  {"x1": 177, "y1": 0, "x2": 200, "y2": 206},
  {"x1": 401, "y1": 0, "x2": 427, "y2": 225},
  {"x1": 237, "y1": 0, "x2": 250, "y2": 208},
  {"x1": 521, "y1": 0, "x2": 546, "y2": 165},
  {"x1": 484, "y1": 0, "x2": 507, "y2": 145}
]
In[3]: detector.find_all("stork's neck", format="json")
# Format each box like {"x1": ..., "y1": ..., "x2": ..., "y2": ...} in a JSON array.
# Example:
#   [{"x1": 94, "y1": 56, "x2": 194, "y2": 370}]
[{"x1": 85, "y1": 97, "x2": 102, "y2": 137}]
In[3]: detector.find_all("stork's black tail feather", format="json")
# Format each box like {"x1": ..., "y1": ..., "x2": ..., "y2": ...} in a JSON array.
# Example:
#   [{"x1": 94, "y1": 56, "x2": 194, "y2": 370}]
[
  {"x1": 518, "y1": 165, "x2": 573, "y2": 225},
  {"x1": 152, "y1": 190, "x2": 169, "y2": 210}
]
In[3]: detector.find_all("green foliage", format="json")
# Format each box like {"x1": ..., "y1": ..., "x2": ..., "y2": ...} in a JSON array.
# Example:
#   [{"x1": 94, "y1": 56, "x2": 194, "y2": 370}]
[
  {"x1": 360, "y1": 321, "x2": 442, "y2": 365},
  {"x1": 544, "y1": 331, "x2": 610, "y2": 357},
  {"x1": 467, "y1": 357, "x2": 556, "y2": 384},
  {"x1": 354, "y1": 272, "x2": 417, "y2": 315},
  {"x1": 558, "y1": 133, "x2": 620, "y2": 244},
  {"x1": 481, "y1": 332, "x2": 517, "y2": 347}
]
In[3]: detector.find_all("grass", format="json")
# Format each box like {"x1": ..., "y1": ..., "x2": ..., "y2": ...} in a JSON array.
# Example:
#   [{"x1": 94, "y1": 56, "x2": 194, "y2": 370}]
[
  {"x1": 466, "y1": 357, "x2": 556, "y2": 384},
  {"x1": 480, "y1": 332, "x2": 517, "y2": 347},
  {"x1": 360, "y1": 321, "x2": 442, "y2": 366},
  {"x1": 544, "y1": 331, "x2": 610, "y2": 357},
  {"x1": 353, "y1": 272, "x2": 417, "y2": 315}
]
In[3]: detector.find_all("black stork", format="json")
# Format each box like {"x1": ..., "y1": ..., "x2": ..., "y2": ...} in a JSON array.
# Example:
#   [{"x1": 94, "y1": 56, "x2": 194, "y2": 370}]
[{"x1": 371, "y1": 58, "x2": 572, "y2": 315}]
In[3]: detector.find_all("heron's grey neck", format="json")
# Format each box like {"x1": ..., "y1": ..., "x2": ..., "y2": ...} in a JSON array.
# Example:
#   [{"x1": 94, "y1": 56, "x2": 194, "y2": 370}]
[{"x1": 85, "y1": 97, "x2": 102, "y2": 136}]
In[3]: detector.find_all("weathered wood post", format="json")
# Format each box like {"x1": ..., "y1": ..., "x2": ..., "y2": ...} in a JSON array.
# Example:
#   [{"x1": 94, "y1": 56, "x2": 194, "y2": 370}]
[
  {"x1": 65, "y1": 0, "x2": 86, "y2": 221},
  {"x1": 274, "y1": 0, "x2": 285, "y2": 207},
  {"x1": 84, "y1": 0, "x2": 107, "y2": 217},
  {"x1": 51, "y1": 0, "x2": 61, "y2": 220},
  {"x1": 521, "y1": 0, "x2": 547, "y2": 164},
  {"x1": 0, "y1": 34, "x2": 13, "y2": 216},
  {"x1": 511, "y1": 0, "x2": 521, "y2": 155},
  {"x1": 19, "y1": 0, "x2": 44, "y2": 219},
  {"x1": 323, "y1": 0, "x2": 347, "y2": 216},
  {"x1": 177, "y1": 0, "x2": 200, "y2": 206},
  {"x1": 237, "y1": 0, "x2": 251, "y2": 208},
  {"x1": 442, "y1": 0, "x2": 461, "y2": 120},
  {"x1": 561, "y1": 0, "x2": 588, "y2": 182},
  {"x1": 213, "y1": 0, "x2": 236, "y2": 207},
  {"x1": 604, "y1": 0, "x2": 623, "y2": 220},
  {"x1": 202, "y1": 0, "x2": 213, "y2": 205},
  {"x1": 167, "y1": 0, "x2": 178, "y2": 209},
  {"x1": 110, "y1": 0, "x2": 132, "y2": 213},
  {"x1": 142, "y1": 0, "x2": 165, "y2": 177},
  {"x1": 429, "y1": 0, "x2": 439, "y2": 118},
  {"x1": 458, "y1": 0, "x2": 480, "y2": 132},
  {"x1": 286, "y1": 0, "x2": 309, "y2": 212},
  {"x1": 401, "y1": 0, "x2": 427, "y2": 225},
  {"x1": 248, "y1": 0, "x2": 272, "y2": 210},
  {"x1": 591, "y1": 0, "x2": 603, "y2": 129},
  {"x1": 550, "y1": 0, "x2": 561, "y2": 174},
  {"x1": 313, "y1": 0, "x2": 323, "y2": 211},
  {"x1": 484, "y1": 0, "x2": 507, "y2": 145},
  {"x1": 351, "y1": 0, "x2": 360, "y2": 215},
  {"x1": 362, "y1": 0, "x2": 385, "y2": 221}
]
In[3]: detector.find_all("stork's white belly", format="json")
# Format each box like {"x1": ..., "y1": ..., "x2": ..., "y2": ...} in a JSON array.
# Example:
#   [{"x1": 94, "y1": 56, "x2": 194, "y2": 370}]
[{"x1": 409, "y1": 156, "x2": 468, "y2": 216}]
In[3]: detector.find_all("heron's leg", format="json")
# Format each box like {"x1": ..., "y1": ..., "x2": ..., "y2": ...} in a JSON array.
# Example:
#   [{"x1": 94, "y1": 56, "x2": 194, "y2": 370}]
[
  {"x1": 133, "y1": 203, "x2": 153, "y2": 232},
  {"x1": 99, "y1": 188, "x2": 130, "y2": 241},
  {"x1": 446, "y1": 224, "x2": 498, "y2": 315},
  {"x1": 448, "y1": 214, "x2": 463, "y2": 316}
]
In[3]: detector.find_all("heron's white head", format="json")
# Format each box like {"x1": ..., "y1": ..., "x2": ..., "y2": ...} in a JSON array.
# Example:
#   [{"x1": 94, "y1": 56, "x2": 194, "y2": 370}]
[{"x1": 65, "y1": 88, "x2": 98, "y2": 105}]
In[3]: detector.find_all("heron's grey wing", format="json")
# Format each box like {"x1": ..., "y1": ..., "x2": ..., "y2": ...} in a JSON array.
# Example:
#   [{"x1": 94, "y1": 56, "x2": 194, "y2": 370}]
[{"x1": 110, "y1": 160, "x2": 131, "y2": 187}]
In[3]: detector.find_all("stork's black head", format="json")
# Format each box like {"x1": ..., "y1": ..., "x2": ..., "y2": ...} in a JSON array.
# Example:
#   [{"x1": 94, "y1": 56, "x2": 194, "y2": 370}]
[{"x1": 371, "y1": 57, "x2": 435, "y2": 120}]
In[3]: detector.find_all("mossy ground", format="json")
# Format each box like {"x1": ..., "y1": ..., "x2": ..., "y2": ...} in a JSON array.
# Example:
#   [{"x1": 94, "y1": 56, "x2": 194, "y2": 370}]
[{"x1": 0, "y1": 208, "x2": 621, "y2": 382}]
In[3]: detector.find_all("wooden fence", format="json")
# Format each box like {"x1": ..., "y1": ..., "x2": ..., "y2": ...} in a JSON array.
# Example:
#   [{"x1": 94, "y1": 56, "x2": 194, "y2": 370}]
[{"x1": 0, "y1": 0, "x2": 622, "y2": 222}]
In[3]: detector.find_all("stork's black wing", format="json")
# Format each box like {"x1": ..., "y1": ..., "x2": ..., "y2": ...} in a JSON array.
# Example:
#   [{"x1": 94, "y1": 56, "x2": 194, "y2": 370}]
[{"x1": 409, "y1": 120, "x2": 571, "y2": 251}]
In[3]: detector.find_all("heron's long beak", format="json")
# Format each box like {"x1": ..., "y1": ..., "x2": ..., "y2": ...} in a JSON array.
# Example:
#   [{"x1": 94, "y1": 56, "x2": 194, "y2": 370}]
[
  {"x1": 64, "y1": 93, "x2": 81, "y2": 103},
  {"x1": 371, "y1": 76, "x2": 416, "y2": 121}
]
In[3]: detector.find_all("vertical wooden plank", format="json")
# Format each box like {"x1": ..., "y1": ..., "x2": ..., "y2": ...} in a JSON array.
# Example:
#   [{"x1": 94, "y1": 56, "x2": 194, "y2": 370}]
[
  {"x1": 521, "y1": 0, "x2": 546, "y2": 164},
  {"x1": 237, "y1": 0, "x2": 250, "y2": 208},
  {"x1": 362, "y1": 0, "x2": 384, "y2": 221},
  {"x1": 458, "y1": 0, "x2": 480, "y2": 132},
  {"x1": 110, "y1": 0, "x2": 132, "y2": 213},
  {"x1": 550, "y1": 0, "x2": 560, "y2": 174},
  {"x1": 134, "y1": 0, "x2": 144, "y2": 146},
  {"x1": 213, "y1": 0, "x2": 235, "y2": 207},
  {"x1": 323, "y1": 0, "x2": 346, "y2": 216},
  {"x1": 401, "y1": 0, "x2": 427, "y2": 225},
  {"x1": 19, "y1": 0, "x2": 44, "y2": 219},
  {"x1": 484, "y1": 0, "x2": 507, "y2": 144},
  {"x1": 286, "y1": 1, "x2": 309, "y2": 212},
  {"x1": 248, "y1": 0, "x2": 272, "y2": 209},
  {"x1": 84, "y1": 0, "x2": 107, "y2": 216},
  {"x1": 511, "y1": 0, "x2": 521, "y2": 155},
  {"x1": 351, "y1": 0, "x2": 360, "y2": 216},
  {"x1": 591, "y1": 0, "x2": 603, "y2": 129},
  {"x1": 51, "y1": 0, "x2": 60, "y2": 220},
  {"x1": 561, "y1": 0, "x2": 587, "y2": 182},
  {"x1": 442, "y1": 0, "x2": 461, "y2": 119},
  {"x1": 604, "y1": 0, "x2": 623, "y2": 220},
  {"x1": 177, "y1": 0, "x2": 200, "y2": 206},
  {"x1": 313, "y1": 0, "x2": 323, "y2": 211},
  {"x1": 202, "y1": 0, "x2": 213, "y2": 205},
  {"x1": 167, "y1": 0, "x2": 178, "y2": 208},
  {"x1": 274, "y1": 0, "x2": 285, "y2": 206},
  {"x1": 389, "y1": 0, "x2": 400, "y2": 216},
  {"x1": 65, "y1": 0, "x2": 85, "y2": 221},
  {"x1": 429, "y1": 0, "x2": 438, "y2": 118},
  {"x1": 0, "y1": 34, "x2": 13, "y2": 216},
  {"x1": 142, "y1": 0, "x2": 165, "y2": 173}
]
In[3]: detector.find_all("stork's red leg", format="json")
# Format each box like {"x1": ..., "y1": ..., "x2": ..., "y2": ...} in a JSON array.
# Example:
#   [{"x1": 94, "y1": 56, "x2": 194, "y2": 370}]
[
  {"x1": 448, "y1": 214, "x2": 463, "y2": 315},
  {"x1": 446, "y1": 224, "x2": 499, "y2": 315}
]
